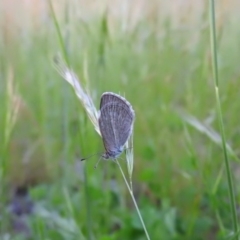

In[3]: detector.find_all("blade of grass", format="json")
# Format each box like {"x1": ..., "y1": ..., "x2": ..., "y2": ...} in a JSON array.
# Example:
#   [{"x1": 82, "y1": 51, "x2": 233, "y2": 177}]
[
  {"x1": 115, "y1": 160, "x2": 151, "y2": 240},
  {"x1": 48, "y1": 0, "x2": 70, "y2": 66},
  {"x1": 48, "y1": 2, "x2": 94, "y2": 239},
  {"x1": 209, "y1": 0, "x2": 238, "y2": 238}
]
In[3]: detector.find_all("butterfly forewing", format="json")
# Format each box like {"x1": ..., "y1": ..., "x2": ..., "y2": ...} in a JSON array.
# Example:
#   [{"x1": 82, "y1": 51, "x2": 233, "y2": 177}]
[{"x1": 99, "y1": 103, "x2": 119, "y2": 154}]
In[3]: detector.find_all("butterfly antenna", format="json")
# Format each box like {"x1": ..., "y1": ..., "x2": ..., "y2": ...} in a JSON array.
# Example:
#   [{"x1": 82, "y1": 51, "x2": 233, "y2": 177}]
[{"x1": 81, "y1": 152, "x2": 102, "y2": 161}]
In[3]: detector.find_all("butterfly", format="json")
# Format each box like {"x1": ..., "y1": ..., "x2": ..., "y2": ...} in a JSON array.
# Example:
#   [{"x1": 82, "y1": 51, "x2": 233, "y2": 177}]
[{"x1": 98, "y1": 92, "x2": 135, "y2": 160}]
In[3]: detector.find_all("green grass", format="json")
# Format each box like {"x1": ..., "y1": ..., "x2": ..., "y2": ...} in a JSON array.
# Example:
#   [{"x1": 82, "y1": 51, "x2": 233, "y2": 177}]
[{"x1": 1, "y1": 1, "x2": 240, "y2": 239}]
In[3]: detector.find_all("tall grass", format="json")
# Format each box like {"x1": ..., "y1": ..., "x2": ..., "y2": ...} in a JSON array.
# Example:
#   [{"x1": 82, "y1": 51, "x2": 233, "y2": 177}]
[
  {"x1": 1, "y1": 0, "x2": 240, "y2": 239},
  {"x1": 209, "y1": 0, "x2": 238, "y2": 238}
]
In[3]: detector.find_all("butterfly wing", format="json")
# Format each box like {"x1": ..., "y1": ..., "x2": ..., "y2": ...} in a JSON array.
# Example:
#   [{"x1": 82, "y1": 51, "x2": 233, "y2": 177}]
[{"x1": 99, "y1": 93, "x2": 135, "y2": 157}]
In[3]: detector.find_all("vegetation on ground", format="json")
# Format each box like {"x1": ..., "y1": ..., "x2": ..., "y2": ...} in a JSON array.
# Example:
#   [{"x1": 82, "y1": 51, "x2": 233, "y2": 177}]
[{"x1": 0, "y1": 1, "x2": 240, "y2": 239}]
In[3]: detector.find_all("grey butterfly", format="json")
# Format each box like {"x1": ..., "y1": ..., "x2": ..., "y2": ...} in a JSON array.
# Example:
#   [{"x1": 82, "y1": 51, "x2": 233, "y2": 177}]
[{"x1": 99, "y1": 92, "x2": 135, "y2": 160}]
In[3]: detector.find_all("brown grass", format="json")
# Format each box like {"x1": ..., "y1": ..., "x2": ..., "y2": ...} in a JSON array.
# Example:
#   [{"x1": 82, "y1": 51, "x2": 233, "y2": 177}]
[{"x1": 1, "y1": 0, "x2": 239, "y2": 33}]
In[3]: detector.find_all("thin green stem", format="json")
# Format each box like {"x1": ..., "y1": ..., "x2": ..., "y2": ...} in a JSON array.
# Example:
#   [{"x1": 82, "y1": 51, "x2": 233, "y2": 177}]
[
  {"x1": 209, "y1": 0, "x2": 238, "y2": 238},
  {"x1": 48, "y1": 0, "x2": 70, "y2": 67},
  {"x1": 48, "y1": 2, "x2": 92, "y2": 239},
  {"x1": 115, "y1": 160, "x2": 151, "y2": 240},
  {"x1": 48, "y1": 0, "x2": 70, "y2": 156}
]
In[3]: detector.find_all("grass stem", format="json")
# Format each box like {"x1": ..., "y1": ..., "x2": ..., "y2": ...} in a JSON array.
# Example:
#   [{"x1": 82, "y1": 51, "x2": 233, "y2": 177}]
[
  {"x1": 209, "y1": 0, "x2": 239, "y2": 237},
  {"x1": 115, "y1": 160, "x2": 151, "y2": 240}
]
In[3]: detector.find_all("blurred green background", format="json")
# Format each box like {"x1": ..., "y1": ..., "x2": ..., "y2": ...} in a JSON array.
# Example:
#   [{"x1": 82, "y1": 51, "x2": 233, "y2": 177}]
[{"x1": 1, "y1": 0, "x2": 240, "y2": 239}]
